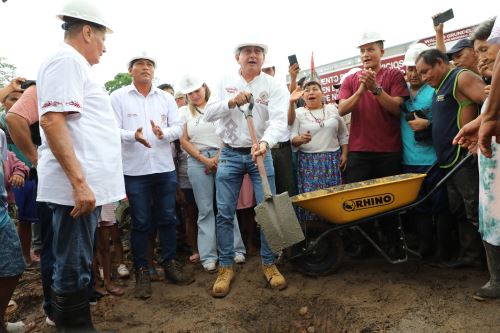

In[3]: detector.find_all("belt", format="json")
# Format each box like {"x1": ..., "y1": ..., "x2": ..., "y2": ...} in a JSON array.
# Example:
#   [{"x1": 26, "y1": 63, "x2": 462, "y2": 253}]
[
  {"x1": 272, "y1": 141, "x2": 291, "y2": 149},
  {"x1": 224, "y1": 143, "x2": 252, "y2": 154}
]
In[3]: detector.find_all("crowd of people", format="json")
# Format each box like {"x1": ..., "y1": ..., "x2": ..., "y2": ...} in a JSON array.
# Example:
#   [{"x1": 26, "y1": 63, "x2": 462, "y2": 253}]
[{"x1": 0, "y1": 0, "x2": 499, "y2": 332}]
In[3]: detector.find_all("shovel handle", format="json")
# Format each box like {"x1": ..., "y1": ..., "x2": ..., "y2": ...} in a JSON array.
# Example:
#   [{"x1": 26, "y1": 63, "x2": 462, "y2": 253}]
[{"x1": 246, "y1": 116, "x2": 273, "y2": 200}]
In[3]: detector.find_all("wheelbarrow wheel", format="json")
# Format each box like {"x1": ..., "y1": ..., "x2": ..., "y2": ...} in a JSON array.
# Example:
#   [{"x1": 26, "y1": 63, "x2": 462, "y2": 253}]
[{"x1": 291, "y1": 227, "x2": 344, "y2": 276}]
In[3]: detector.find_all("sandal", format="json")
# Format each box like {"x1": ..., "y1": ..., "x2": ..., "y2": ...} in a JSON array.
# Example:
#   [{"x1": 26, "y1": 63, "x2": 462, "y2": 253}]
[
  {"x1": 105, "y1": 284, "x2": 124, "y2": 297},
  {"x1": 189, "y1": 253, "x2": 200, "y2": 263}
]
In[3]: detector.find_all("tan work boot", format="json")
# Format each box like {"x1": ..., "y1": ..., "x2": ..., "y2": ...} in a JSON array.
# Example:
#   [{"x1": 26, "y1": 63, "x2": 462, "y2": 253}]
[
  {"x1": 211, "y1": 266, "x2": 234, "y2": 298},
  {"x1": 262, "y1": 264, "x2": 287, "y2": 290}
]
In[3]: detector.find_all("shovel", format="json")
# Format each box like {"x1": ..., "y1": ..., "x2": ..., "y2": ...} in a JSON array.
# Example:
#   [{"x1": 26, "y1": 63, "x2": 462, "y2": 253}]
[{"x1": 241, "y1": 94, "x2": 305, "y2": 253}]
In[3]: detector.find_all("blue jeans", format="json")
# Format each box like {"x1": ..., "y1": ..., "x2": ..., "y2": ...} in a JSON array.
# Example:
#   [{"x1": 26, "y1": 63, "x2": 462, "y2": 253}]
[
  {"x1": 38, "y1": 202, "x2": 54, "y2": 317},
  {"x1": 49, "y1": 204, "x2": 101, "y2": 293},
  {"x1": 125, "y1": 171, "x2": 177, "y2": 269},
  {"x1": 215, "y1": 147, "x2": 276, "y2": 267},
  {"x1": 187, "y1": 149, "x2": 246, "y2": 265}
]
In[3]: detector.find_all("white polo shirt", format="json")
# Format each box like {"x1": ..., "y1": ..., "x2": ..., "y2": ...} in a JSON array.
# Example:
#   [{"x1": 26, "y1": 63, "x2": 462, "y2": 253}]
[
  {"x1": 204, "y1": 71, "x2": 289, "y2": 148},
  {"x1": 36, "y1": 43, "x2": 125, "y2": 206},
  {"x1": 179, "y1": 106, "x2": 221, "y2": 151},
  {"x1": 111, "y1": 85, "x2": 183, "y2": 176}
]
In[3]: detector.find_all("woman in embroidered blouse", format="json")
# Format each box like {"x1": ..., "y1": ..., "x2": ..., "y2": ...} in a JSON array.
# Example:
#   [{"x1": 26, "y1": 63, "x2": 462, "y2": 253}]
[
  {"x1": 178, "y1": 75, "x2": 246, "y2": 272},
  {"x1": 290, "y1": 80, "x2": 349, "y2": 221}
]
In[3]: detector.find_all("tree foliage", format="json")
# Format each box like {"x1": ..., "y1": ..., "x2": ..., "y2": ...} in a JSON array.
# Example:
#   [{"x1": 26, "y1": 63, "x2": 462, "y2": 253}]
[
  {"x1": 104, "y1": 72, "x2": 132, "y2": 93},
  {"x1": 0, "y1": 57, "x2": 17, "y2": 88}
]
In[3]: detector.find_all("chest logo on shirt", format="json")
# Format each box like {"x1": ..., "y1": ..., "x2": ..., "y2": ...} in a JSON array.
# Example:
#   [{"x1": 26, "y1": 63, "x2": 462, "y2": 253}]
[
  {"x1": 436, "y1": 95, "x2": 445, "y2": 102},
  {"x1": 127, "y1": 113, "x2": 138, "y2": 118},
  {"x1": 226, "y1": 87, "x2": 238, "y2": 94},
  {"x1": 161, "y1": 114, "x2": 168, "y2": 125},
  {"x1": 255, "y1": 91, "x2": 269, "y2": 106}
]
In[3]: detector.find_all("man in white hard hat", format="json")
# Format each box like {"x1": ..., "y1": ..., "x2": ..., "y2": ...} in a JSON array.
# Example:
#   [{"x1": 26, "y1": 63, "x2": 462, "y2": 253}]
[
  {"x1": 36, "y1": 0, "x2": 125, "y2": 331},
  {"x1": 400, "y1": 43, "x2": 450, "y2": 261},
  {"x1": 111, "y1": 52, "x2": 192, "y2": 300},
  {"x1": 204, "y1": 41, "x2": 289, "y2": 298},
  {"x1": 338, "y1": 31, "x2": 409, "y2": 259}
]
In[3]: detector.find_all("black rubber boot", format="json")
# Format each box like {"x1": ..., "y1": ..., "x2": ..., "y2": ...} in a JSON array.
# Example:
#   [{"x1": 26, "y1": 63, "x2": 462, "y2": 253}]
[
  {"x1": 474, "y1": 241, "x2": 500, "y2": 301},
  {"x1": 415, "y1": 214, "x2": 434, "y2": 258},
  {"x1": 447, "y1": 221, "x2": 483, "y2": 269},
  {"x1": 51, "y1": 288, "x2": 114, "y2": 333},
  {"x1": 434, "y1": 213, "x2": 452, "y2": 262}
]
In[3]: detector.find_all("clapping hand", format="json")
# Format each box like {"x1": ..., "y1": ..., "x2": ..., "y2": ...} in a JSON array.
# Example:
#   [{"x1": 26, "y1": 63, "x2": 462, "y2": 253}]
[
  {"x1": 151, "y1": 120, "x2": 164, "y2": 140},
  {"x1": 135, "y1": 127, "x2": 152, "y2": 148}
]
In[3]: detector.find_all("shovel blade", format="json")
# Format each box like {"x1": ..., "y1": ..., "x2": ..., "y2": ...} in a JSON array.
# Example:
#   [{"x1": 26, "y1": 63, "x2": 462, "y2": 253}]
[{"x1": 254, "y1": 192, "x2": 305, "y2": 253}]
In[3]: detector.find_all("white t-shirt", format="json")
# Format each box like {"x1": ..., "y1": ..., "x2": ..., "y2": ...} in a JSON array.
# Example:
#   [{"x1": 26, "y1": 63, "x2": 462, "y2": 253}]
[
  {"x1": 179, "y1": 105, "x2": 221, "y2": 151},
  {"x1": 291, "y1": 104, "x2": 349, "y2": 153},
  {"x1": 204, "y1": 71, "x2": 289, "y2": 148},
  {"x1": 110, "y1": 85, "x2": 183, "y2": 176},
  {"x1": 36, "y1": 43, "x2": 125, "y2": 206}
]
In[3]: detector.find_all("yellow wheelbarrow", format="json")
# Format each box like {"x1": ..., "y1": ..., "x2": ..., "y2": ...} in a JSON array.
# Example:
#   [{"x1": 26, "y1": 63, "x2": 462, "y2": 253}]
[{"x1": 288, "y1": 154, "x2": 473, "y2": 276}]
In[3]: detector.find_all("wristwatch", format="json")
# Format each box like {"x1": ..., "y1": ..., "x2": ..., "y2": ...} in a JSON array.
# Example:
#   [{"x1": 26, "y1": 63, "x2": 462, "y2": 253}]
[
  {"x1": 259, "y1": 140, "x2": 269, "y2": 150},
  {"x1": 372, "y1": 86, "x2": 382, "y2": 96}
]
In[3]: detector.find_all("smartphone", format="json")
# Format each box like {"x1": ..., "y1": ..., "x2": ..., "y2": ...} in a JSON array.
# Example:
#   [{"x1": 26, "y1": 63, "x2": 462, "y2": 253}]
[
  {"x1": 433, "y1": 9, "x2": 454, "y2": 26},
  {"x1": 288, "y1": 54, "x2": 298, "y2": 66},
  {"x1": 20, "y1": 80, "x2": 36, "y2": 90}
]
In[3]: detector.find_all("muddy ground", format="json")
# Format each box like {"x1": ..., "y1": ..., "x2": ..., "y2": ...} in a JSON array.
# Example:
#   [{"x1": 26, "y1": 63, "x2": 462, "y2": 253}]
[{"x1": 10, "y1": 252, "x2": 500, "y2": 333}]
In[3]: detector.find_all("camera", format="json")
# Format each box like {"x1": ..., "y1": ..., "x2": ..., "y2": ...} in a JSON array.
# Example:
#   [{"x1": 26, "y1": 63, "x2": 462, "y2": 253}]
[
  {"x1": 404, "y1": 110, "x2": 428, "y2": 122},
  {"x1": 20, "y1": 80, "x2": 36, "y2": 90},
  {"x1": 404, "y1": 109, "x2": 432, "y2": 144}
]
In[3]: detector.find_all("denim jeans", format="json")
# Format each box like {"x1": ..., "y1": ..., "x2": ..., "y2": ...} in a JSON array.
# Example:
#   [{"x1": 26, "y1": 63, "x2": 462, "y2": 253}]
[
  {"x1": 49, "y1": 204, "x2": 101, "y2": 293},
  {"x1": 215, "y1": 147, "x2": 276, "y2": 267},
  {"x1": 125, "y1": 171, "x2": 177, "y2": 269},
  {"x1": 187, "y1": 149, "x2": 246, "y2": 265},
  {"x1": 38, "y1": 202, "x2": 54, "y2": 317}
]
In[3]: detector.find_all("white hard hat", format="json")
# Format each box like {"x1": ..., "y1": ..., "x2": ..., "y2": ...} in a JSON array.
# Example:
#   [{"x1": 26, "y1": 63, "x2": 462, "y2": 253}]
[
  {"x1": 57, "y1": 0, "x2": 113, "y2": 33},
  {"x1": 340, "y1": 67, "x2": 362, "y2": 85},
  {"x1": 128, "y1": 52, "x2": 156, "y2": 68},
  {"x1": 356, "y1": 31, "x2": 385, "y2": 48},
  {"x1": 403, "y1": 43, "x2": 430, "y2": 67},
  {"x1": 179, "y1": 74, "x2": 204, "y2": 94},
  {"x1": 234, "y1": 42, "x2": 268, "y2": 55}
]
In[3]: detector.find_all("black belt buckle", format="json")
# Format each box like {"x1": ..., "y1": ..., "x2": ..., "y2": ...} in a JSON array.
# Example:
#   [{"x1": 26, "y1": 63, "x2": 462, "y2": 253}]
[
  {"x1": 224, "y1": 144, "x2": 251, "y2": 154},
  {"x1": 272, "y1": 141, "x2": 291, "y2": 149}
]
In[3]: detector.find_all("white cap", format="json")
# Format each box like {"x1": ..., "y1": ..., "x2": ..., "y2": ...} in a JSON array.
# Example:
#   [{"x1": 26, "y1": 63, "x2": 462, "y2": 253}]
[
  {"x1": 179, "y1": 74, "x2": 203, "y2": 94},
  {"x1": 340, "y1": 67, "x2": 362, "y2": 85},
  {"x1": 403, "y1": 43, "x2": 430, "y2": 67},
  {"x1": 234, "y1": 42, "x2": 268, "y2": 55},
  {"x1": 356, "y1": 31, "x2": 385, "y2": 48},
  {"x1": 57, "y1": 0, "x2": 113, "y2": 33},
  {"x1": 128, "y1": 52, "x2": 156, "y2": 68}
]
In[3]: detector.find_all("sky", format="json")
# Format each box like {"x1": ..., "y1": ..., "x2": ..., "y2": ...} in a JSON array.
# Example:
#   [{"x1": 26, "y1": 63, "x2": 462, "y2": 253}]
[{"x1": 0, "y1": 0, "x2": 494, "y2": 89}]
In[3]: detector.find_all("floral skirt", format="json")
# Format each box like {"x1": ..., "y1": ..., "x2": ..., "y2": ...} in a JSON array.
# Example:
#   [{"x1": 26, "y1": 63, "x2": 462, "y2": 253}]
[
  {"x1": 296, "y1": 150, "x2": 343, "y2": 222},
  {"x1": 479, "y1": 141, "x2": 500, "y2": 246}
]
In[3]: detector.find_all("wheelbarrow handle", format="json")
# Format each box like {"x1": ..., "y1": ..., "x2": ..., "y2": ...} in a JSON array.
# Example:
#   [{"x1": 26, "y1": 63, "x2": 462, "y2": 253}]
[{"x1": 246, "y1": 116, "x2": 273, "y2": 200}]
